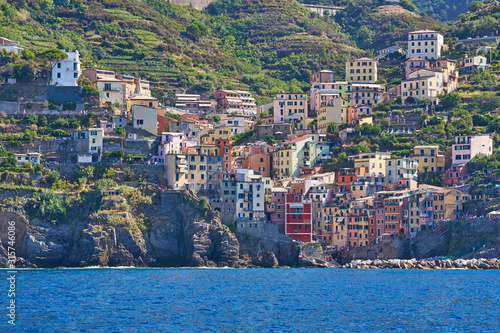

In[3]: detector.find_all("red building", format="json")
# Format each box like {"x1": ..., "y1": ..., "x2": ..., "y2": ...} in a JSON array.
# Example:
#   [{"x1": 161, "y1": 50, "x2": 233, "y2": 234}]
[
  {"x1": 443, "y1": 164, "x2": 468, "y2": 186},
  {"x1": 216, "y1": 139, "x2": 232, "y2": 172},
  {"x1": 285, "y1": 194, "x2": 312, "y2": 243},
  {"x1": 216, "y1": 90, "x2": 243, "y2": 110},
  {"x1": 336, "y1": 168, "x2": 358, "y2": 192}
]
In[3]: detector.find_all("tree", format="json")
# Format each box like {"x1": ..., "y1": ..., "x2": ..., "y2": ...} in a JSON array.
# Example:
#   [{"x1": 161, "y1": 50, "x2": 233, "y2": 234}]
[
  {"x1": 1, "y1": 156, "x2": 17, "y2": 168},
  {"x1": 467, "y1": 153, "x2": 489, "y2": 173},
  {"x1": 78, "y1": 165, "x2": 95, "y2": 180},
  {"x1": 468, "y1": 1, "x2": 484, "y2": 12},
  {"x1": 165, "y1": 90, "x2": 177, "y2": 107},
  {"x1": 14, "y1": 64, "x2": 37, "y2": 82},
  {"x1": 439, "y1": 92, "x2": 461, "y2": 110}
]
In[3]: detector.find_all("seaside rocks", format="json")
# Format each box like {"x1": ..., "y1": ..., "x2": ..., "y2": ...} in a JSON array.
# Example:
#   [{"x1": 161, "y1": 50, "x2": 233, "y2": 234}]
[
  {"x1": 255, "y1": 251, "x2": 279, "y2": 268},
  {"x1": 342, "y1": 258, "x2": 500, "y2": 269}
]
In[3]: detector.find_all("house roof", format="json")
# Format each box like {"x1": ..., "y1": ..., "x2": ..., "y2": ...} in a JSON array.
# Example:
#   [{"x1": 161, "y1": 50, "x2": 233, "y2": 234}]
[
  {"x1": 410, "y1": 29, "x2": 439, "y2": 34},
  {"x1": 407, "y1": 57, "x2": 428, "y2": 62},
  {"x1": 356, "y1": 57, "x2": 375, "y2": 61}
]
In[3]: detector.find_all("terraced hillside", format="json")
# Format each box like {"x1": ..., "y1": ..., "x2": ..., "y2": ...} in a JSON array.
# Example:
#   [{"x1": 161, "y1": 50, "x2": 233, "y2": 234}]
[{"x1": 0, "y1": 0, "x2": 364, "y2": 100}]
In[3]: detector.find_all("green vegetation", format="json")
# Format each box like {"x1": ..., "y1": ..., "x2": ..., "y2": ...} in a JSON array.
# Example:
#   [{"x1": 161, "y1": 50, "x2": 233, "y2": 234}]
[
  {"x1": 412, "y1": 0, "x2": 469, "y2": 23},
  {"x1": 196, "y1": 196, "x2": 210, "y2": 216},
  {"x1": 28, "y1": 190, "x2": 74, "y2": 224}
]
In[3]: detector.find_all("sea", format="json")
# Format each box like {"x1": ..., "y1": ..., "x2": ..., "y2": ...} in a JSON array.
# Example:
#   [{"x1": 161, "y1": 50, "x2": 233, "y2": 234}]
[{"x1": 2, "y1": 268, "x2": 499, "y2": 332}]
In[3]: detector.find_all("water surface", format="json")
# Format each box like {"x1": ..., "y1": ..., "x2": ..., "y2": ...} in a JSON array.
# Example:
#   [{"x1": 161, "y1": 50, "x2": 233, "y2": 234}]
[{"x1": 2, "y1": 268, "x2": 499, "y2": 332}]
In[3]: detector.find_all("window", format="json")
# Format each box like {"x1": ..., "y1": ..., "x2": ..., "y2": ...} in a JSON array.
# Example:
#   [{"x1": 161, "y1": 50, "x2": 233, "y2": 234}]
[{"x1": 57, "y1": 73, "x2": 61, "y2": 78}]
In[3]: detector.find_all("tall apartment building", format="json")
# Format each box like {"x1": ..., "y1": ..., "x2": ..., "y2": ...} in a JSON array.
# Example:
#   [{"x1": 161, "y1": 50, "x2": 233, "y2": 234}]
[
  {"x1": 285, "y1": 194, "x2": 312, "y2": 243},
  {"x1": 51, "y1": 50, "x2": 81, "y2": 86},
  {"x1": 273, "y1": 136, "x2": 330, "y2": 179},
  {"x1": 309, "y1": 70, "x2": 337, "y2": 113},
  {"x1": 234, "y1": 169, "x2": 266, "y2": 222},
  {"x1": 273, "y1": 93, "x2": 308, "y2": 130},
  {"x1": 349, "y1": 151, "x2": 392, "y2": 177},
  {"x1": 452, "y1": 134, "x2": 492, "y2": 165},
  {"x1": 317, "y1": 97, "x2": 348, "y2": 131},
  {"x1": 346, "y1": 57, "x2": 377, "y2": 83},
  {"x1": 347, "y1": 83, "x2": 384, "y2": 107},
  {"x1": 407, "y1": 30, "x2": 444, "y2": 60}
]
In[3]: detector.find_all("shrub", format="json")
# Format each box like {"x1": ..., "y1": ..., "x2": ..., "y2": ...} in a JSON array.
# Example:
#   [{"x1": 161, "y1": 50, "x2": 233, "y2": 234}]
[
  {"x1": 29, "y1": 190, "x2": 72, "y2": 224},
  {"x1": 196, "y1": 197, "x2": 210, "y2": 216},
  {"x1": 46, "y1": 170, "x2": 61, "y2": 185}
]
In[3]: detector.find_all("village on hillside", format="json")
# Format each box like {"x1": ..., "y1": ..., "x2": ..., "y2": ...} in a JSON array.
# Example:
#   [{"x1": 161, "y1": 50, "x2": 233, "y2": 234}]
[{"x1": 1, "y1": 28, "x2": 499, "y2": 253}]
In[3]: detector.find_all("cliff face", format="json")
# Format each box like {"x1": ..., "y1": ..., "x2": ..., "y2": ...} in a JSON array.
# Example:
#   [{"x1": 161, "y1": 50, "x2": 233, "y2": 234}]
[{"x1": 0, "y1": 192, "x2": 299, "y2": 268}]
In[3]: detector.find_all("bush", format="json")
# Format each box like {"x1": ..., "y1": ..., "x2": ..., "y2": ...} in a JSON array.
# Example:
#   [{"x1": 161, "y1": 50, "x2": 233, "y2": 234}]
[
  {"x1": 196, "y1": 197, "x2": 210, "y2": 216},
  {"x1": 46, "y1": 170, "x2": 61, "y2": 185},
  {"x1": 29, "y1": 190, "x2": 72, "y2": 224}
]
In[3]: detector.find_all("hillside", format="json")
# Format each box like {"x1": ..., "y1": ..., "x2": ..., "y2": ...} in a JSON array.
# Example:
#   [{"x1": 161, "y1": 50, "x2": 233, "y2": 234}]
[
  {"x1": 412, "y1": 0, "x2": 470, "y2": 23},
  {"x1": 448, "y1": 0, "x2": 500, "y2": 39},
  {"x1": 0, "y1": 0, "x2": 364, "y2": 100},
  {"x1": 333, "y1": 0, "x2": 444, "y2": 50}
]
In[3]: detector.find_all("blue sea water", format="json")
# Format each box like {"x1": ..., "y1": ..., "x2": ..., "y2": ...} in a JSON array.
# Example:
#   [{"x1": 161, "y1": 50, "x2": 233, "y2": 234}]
[{"x1": 1, "y1": 268, "x2": 499, "y2": 332}]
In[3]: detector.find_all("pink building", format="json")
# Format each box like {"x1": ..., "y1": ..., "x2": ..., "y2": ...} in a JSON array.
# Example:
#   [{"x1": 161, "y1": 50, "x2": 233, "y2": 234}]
[
  {"x1": 356, "y1": 105, "x2": 373, "y2": 115},
  {"x1": 405, "y1": 58, "x2": 430, "y2": 79},
  {"x1": 99, "y1": 121, "x2": 115, "y2": 132},
  {"x1": 443, "y1": 164, "x2": 469, "y2": 186},
  {"x1": 385, "y1": 85, "x2": 401, "y2": 102},
  {"x1": 310, "y1": 70, "x2": 336, "y2": 112},
  {"x1": 150, "y1": 132, "x2": 197, "y2": 165},
  {"x1": 452, "y1": 134, "x2": 492, "y2": 165}
]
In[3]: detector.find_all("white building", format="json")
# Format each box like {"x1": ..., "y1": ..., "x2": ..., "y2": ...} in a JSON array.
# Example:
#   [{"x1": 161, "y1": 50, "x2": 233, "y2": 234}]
[
  {"x1": 73, "y1": 128, "x2": 104, "y2": 163},
  {"x1": 460, "y1": 55, "x2": 489, "y2": 74},
  {"x1": 0, "y1": 37, "x2": 25, "y2": 54},
  {"x1": 235, "y1": 169, "x2": 266, "y2": 222},
  {"x1": 401, "y1": 69, "x2": 444, "y2": 105},
  {"x1": 51, "y1": 50, "x2": 82, "y2": 86},
  {"x1": 452, "y1": 134, "x2": 493, "y2": 165},
  {"x1": 407, "y1": 30, "x2": 444, "y2": 60},
  {"x1": 132, "y1": 105, "x2": 158, "y2": 135},
  {"x1": 385, "y1": 157, "x2": 419, "y2": 184}
]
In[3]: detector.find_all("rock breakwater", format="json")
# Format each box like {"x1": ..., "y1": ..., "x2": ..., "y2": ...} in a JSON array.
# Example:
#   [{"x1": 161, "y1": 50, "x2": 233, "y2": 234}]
[{"x1": 343, "y1": 258, "x2": 500, "y2": 269}]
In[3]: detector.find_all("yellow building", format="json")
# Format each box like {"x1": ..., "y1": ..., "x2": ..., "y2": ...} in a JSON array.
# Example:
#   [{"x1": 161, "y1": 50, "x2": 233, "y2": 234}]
[
  {"x1": 432, "y1": 189, "x2": 469, "y2": 222},
  {"x1": 348, "y1": 83, "x2": 385, "y2": 107},
  {"x1": 401, "y1": 69, "x2": 444, "y2": 105},
  {"x1": 165, "y1": 153, "x2": 210, "y2": 190},
  {"x1": 201, "y1": 126, "x2": 239, "y2": 144},
  {"x1": 324, "y1": 204, "x2": 350, "y2": 249},
  {"x1": 317, "y1": 97, "x2": 348, "y2": 132},
  {"x1": 273, "y1": 93, "x2": 308, "y2": 131},
  {"x1": 349, "y1": 152, "x2": 391, "y2": 176},
  {"x1": 412, "y1": 145, "x2": 445, "y2": 174},
  {"x1": 346, "y1": 57, "x2": 377, "y2": 83}
]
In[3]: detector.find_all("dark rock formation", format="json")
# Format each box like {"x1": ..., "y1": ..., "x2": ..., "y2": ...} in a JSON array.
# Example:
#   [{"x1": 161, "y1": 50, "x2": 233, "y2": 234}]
[{"x1": 0, "y1": 191, "x2": 297, "y2": 269}]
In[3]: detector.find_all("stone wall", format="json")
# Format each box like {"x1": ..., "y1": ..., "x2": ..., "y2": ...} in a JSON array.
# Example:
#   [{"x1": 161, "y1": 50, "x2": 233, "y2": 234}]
[
  {"x1": 171, "y1": 0, "x2": 216, "y2": 10},
  {"x1": 338, "y1": 236, "x2": 410, "y2": 264}
]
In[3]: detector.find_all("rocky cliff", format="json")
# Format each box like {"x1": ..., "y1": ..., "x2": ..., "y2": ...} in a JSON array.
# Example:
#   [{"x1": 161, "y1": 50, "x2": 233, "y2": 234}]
[{"x1": 0, "y1": 191, "x2": 305, "y2": 268}]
